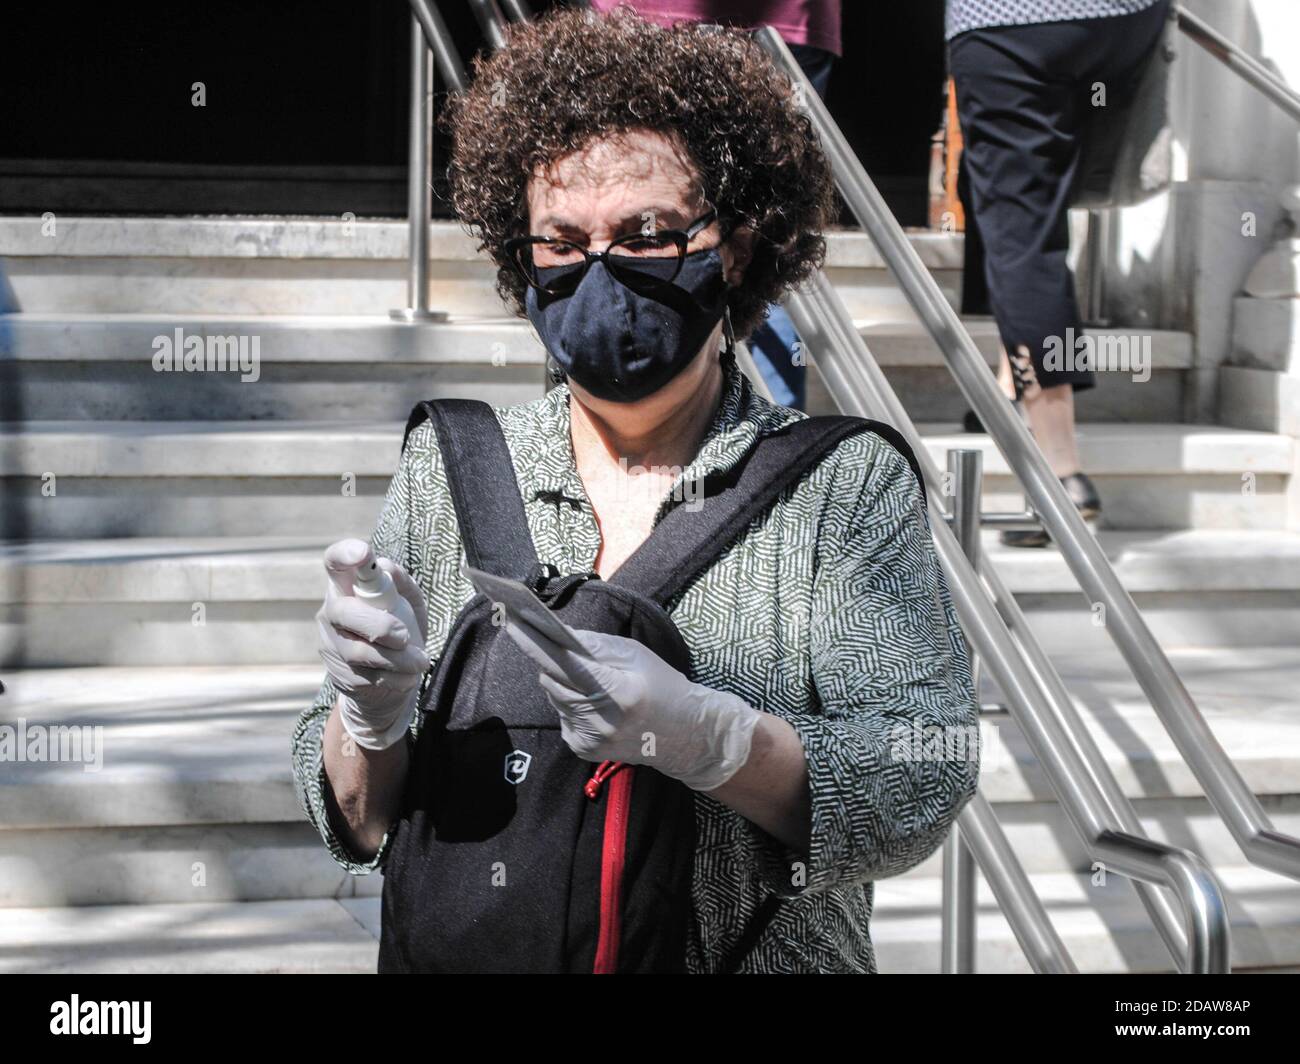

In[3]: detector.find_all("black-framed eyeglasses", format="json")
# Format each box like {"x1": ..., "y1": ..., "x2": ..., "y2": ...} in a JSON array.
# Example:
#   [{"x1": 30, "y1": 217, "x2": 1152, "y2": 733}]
[{"x1": 505, "y1": 207, "x2": 719, "y2": 296}]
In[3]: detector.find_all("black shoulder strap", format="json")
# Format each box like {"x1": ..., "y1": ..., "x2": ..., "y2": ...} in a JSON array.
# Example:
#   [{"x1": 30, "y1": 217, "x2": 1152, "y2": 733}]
[
  {"x1": 403, "y1": 398, "x2": 540, "y2": 580},
  {"x1": 611, "y1": 415, "x2": 926, "y2": 606}
]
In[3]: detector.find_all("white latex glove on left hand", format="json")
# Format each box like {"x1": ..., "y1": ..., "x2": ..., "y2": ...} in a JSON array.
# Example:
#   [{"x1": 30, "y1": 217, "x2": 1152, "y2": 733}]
[{"x1": 505, "y1": 624, "x2": 762, "y2": 792}]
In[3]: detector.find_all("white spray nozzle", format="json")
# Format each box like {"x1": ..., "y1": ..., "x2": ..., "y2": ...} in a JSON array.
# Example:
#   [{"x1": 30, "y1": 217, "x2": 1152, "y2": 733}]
[
  {"x1": 348, "y1": 553, "x2": 419, "y2": 643},
  {"x1": 353, "y1": 559, "x2": 398, "y2": 612},
  {"x1": 352, "y1": 557, "x2": 386, "y2": 595}
]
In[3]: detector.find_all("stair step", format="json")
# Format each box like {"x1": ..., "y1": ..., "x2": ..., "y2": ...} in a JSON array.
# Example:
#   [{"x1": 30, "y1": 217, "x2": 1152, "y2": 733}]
[
  {"x1": 5, "y1": 530, "x2": 1299, "y2": 666},
  {"x1": 0, "y1": 218, "x2": 504, "y2": 317},
  {"x1": 0, "y1": 898, "x2": 379, "y2": 974},
  {"x1": 6, "y1": 529, "x2": 1296, "y2": 602},
  {"x1": 0, "y1": 312, "x2": 544, "y2": 364},
  {"x1": 1, "y1": 651, "x2": 1292, "y2": 804},
  {"x1": 0, "y1": 648, "x2": 1297, "y2": 907},
  {"x1": 0, "y1": 314, "x2": 549, "y2": 420},
  {"x1": 12, "y1": 863, "x2": 1300, "y2": 967},
  {"x1": 2, "y1": 311, "x2": 1192, "y2": 422},
  {"x1": 1231, "y1": 293, "x2": 1300, "y2": 376},
  {"x1": 0, "y1": 536, "x2": 331, "y2": 603},
  {"x1": 0, "y1": 421, "x2": 401, "y2": 540},
  {"x1": 856, "y1": 318, "x2": 1192, "y2": 369},
  {"x1": 0, "y1": 421, "x2": 1286, "y2": 539},
  {"x1": 979, "y1": 645, "x2": 1300, "y2": 804},
  {"x1": 0, "y1": 217, "x2": 962, "y2": 318},
  {"x1": 920, "y1": 422, "x2": 1294, "y2": 531},
  {"x1": 4, "y1": 529, "x2": 1300, "y2": 665},
  {"x1": 0, "y1": 663, "x2": 371, "y2": 908},
  {"x1": 827, "y1": 320, "x2": 1192, "y2": 422},
  {"x1": 0, "y1": 823, "x2": 383, "y2": 908},
  {"x1": 871, "y1": 864, "x2": 1300, "y2": 973},
  {"x1": 1, "y1": 216, "x2": 961, "y2": 269},
  {"x1": 7, "y1": 865, "x2": 1292, "y2": 972},
  {"x1": 980, "y1": 528, "x2": 1300, "y2": 651},
  {"x1": 982, "y1": 528, "x2": 1300, "y2": 592},
  {"x1": 4, "y1": 419, "x2": 1280, "y2": 478},
  {"x1": 919, "y1": 421, "x2": 1293, "y2": 476},
  {"x1": 0, "y1": 664, "x2": 318, "y2": 829},
  {"x1": 0, "y1": 311, "x2": 1191, "y2": 369},
  {"x1": 907, "y1": 793, "x2": 1300, "y2": 878},
  {"x1": 0, "y1": 419, "x2": 405, "y2": 477}
]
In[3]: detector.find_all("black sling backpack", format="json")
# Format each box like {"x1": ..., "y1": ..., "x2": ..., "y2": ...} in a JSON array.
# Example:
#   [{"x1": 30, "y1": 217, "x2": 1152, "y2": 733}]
[{"x1": 376, "y1": 397, "x2": 924, "y2": 974}]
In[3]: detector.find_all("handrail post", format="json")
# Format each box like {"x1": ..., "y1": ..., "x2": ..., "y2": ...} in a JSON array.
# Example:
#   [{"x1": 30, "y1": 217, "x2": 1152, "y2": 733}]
[
  {"x1": 941, "y1": 449, "x2": 982, "y2": 973},
  {"x1": 391, "y1": 10, "x2": 447, "y2": 324},
  {"x1": 941, "y1": 835, "x2": 977, "y2": 972}
]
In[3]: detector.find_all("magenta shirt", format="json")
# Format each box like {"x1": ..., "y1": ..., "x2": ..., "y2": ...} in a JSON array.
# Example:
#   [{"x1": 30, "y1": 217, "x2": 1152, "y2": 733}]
[{"x1": 590, "y1": 0, "x2": 842, "y2": 56}]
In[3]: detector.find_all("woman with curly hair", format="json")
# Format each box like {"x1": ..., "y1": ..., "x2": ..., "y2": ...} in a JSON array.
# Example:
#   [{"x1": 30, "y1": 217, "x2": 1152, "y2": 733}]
[{"x1": 293, "y1": 7, "x2": 978, "y2": 974}]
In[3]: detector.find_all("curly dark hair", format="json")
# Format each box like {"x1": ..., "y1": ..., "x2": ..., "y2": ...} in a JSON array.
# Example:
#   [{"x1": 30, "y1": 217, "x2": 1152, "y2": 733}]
[{"x1": 441, "y1": 5, "x2": 836, "y2": 340}]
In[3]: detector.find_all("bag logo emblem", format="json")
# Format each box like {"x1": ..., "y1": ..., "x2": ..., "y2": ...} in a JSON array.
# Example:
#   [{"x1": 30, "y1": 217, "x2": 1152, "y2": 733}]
[{"x1": 504, "y1": 750, "x2": 532, "y2": 785}]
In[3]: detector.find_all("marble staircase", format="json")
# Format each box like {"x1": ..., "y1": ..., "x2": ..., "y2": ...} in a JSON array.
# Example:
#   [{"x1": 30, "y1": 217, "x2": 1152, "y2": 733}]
[{"x1": 1, "y1": 215, "x2": 1298, "y2": 973}]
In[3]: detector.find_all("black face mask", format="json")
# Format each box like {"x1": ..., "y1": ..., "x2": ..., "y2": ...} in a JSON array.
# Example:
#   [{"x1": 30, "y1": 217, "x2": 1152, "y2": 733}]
[{"x1": 524, "y1": 247, "x2": 730, "y2": 403}]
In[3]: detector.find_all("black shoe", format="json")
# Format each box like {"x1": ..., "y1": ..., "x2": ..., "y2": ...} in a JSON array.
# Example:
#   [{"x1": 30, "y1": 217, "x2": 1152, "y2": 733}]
[
  {"x1": 1061, "y1": 471, "x2": 1101, "y2": 521},
  {"x1": 999, "y1": 526, "x2": 1051, "y2": 548},
  {"x1": 1000, "y1": 472, "x2": 1102, "y2": 549}
]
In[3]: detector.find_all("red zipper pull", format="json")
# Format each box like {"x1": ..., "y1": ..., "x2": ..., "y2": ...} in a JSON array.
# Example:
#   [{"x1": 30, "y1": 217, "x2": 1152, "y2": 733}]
[{"x1": 584, "y1": 760, "x2": 625, "y2": 799}]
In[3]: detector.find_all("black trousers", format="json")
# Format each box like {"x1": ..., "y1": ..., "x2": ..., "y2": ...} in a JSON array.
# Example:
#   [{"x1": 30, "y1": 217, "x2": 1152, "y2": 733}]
[{"x1": 949, "y1": 0, "x2": 1169, "y2": 393}]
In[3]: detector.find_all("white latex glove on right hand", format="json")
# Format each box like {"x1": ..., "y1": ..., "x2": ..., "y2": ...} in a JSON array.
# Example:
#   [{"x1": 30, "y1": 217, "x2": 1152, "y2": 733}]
[
  {"x1": 316, "y1": 539, "x2": 430, "y2": 751},
  {"x1": 505, "y1": 624, "x2": 761, "y2": 792}
]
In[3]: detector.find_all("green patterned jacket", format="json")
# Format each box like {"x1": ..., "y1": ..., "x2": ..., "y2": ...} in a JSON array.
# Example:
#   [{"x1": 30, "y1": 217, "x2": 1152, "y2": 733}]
[{"x1": 291, "y1": 359, "x2": 979, "y2": 973}]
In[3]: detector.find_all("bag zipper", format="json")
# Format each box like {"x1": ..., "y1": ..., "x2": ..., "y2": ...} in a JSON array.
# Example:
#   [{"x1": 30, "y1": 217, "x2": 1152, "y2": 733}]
[{"x1": 585, "y1": 760, "x2": 632, "y2": 974}]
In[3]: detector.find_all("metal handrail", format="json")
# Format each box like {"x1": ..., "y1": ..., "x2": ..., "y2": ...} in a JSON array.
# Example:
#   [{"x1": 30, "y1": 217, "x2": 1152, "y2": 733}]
[
  {"x1": 468, "y1": 0, "x2": 510, "y2": 50},
  {"x1": 410, "y1": 0, "x2": 467, "y2": 92},
  {"x1": 498, "y1": 0, "x2": 533, "y2": 21},
  {"x1": 789, "y1": 272, "x2": 1227, "y2": 972},
  {"x1": 1173, "y1": 3, "x2": 1300, "y2": 123},
  {"x1": 756, "y1": 25, "x2": 1300, "y2": 887}
]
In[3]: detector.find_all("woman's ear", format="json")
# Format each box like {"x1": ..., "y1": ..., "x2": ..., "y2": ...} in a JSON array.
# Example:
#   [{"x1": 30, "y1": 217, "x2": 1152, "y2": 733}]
[{"x1": 721, "y1": 225, "x2": 757, "y2": 286}]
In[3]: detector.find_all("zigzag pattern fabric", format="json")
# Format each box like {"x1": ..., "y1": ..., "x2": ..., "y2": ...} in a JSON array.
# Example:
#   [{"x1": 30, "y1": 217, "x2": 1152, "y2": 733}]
[
  {"x1": 292, "y1": 361, "x2": 980, "y2": 973},
  {"x1": 946, "y1": 0, "x2": 1162, "y2": 39}
]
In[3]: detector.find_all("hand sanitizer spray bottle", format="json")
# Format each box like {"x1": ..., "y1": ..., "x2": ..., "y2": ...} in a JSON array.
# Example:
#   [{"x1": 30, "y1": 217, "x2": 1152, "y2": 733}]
[{"x1": 351, "y1": 555, "x2": 421, "y2": 643}]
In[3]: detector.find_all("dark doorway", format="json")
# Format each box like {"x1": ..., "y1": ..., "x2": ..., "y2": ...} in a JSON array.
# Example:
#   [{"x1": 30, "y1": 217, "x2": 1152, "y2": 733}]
[
  {"x1": 831, "y1": 1, "x2": 947, "y2": 226},
  {"x1": 1, "y1": 0, "x2": 946, "y2": 225}
]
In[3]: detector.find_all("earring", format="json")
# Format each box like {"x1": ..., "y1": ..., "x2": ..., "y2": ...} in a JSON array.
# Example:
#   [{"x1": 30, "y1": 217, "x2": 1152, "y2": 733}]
[{"x1": 722, "y1": 304, "x2": 736, "y2": 357}]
